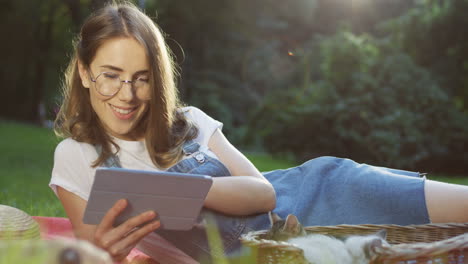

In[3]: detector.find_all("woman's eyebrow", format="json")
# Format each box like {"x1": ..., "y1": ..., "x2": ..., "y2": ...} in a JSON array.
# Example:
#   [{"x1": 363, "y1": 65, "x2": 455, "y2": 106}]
[
  {"x1": 100, "y1": 65, "x2": 149, "y2": 74},
  {"x1": 100, "y1": 65, "x2": 123, "y2": 71}
]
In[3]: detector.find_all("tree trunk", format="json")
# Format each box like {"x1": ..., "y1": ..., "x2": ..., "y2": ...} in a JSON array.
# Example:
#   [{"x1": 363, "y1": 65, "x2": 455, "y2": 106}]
[
  {"x1": 63, "y1": 0, "x2": 82, "y2": 31},
  {"x1": 30, "y1": 3, "x2": 56, "y2": 124}
]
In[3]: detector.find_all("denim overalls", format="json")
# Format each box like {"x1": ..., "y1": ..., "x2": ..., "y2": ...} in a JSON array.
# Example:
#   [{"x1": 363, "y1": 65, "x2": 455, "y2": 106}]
[{"x1": 100, "y1": 141, "x2": 430, "y2": 261}]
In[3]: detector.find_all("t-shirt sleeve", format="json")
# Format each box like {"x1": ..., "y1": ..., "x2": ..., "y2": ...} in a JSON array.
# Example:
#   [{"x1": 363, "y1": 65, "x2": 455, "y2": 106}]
[
  {"x1": 183, "y1": 106, "x2": 223, "y2": 147},
  {"x1": 49, "y1": 138, "x2": 97, "y2": 201}
]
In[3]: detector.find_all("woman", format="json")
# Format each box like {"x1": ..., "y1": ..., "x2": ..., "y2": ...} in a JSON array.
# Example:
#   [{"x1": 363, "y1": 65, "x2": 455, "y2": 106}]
[{"x1": 50, "y1": 2, "x2": 468, "y2": 263}]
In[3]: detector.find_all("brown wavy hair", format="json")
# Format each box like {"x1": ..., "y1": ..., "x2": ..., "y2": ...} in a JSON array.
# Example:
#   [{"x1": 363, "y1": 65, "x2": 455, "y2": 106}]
[{"x1": 55, "y1": 1, "x2": 198, "y2": 168}]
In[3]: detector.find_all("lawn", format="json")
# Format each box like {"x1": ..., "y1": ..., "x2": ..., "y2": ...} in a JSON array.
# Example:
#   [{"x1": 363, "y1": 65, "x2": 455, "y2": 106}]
[
  {"x1": 1, "y1": 120, "x2": 467, "y2": 218},
  {"x1": 0, "y1": 121, "x2": 64, "y2": 217}
]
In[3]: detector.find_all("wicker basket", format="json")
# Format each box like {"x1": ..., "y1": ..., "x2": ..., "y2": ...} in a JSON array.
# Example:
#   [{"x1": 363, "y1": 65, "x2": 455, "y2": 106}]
[{"x1": 240, "y1": 223, "x2": 468, "y2": 264}]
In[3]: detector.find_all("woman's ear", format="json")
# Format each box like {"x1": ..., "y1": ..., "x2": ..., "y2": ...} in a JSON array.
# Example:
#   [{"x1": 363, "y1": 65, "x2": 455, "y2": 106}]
[{"x1": 77, "y1": 60, "x2": 91, "y2": 88}]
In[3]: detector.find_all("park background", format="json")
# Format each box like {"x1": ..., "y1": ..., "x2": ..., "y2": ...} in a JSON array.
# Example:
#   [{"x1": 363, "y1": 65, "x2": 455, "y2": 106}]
[{"x1": 1, "y1": 0, "x2": 468, "y2": 217}]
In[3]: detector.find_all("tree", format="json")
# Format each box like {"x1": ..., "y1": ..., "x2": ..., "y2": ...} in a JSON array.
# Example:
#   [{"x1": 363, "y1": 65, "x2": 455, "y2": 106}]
[
  {"x1": 248, "y1": 29, "x2": 468, "y2": 172},
  {"x1": 383, "y1": 0, "x2": 468, "y2": 112}
]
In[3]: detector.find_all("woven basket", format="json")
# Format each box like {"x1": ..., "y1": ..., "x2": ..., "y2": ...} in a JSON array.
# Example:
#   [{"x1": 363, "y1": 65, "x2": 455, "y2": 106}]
[
  {"x1": 240, "y1": 223, "x2": 468, "y2": 264},
  {"x1": 0, "y1": 204, "x2": 40, "y2": 240}
]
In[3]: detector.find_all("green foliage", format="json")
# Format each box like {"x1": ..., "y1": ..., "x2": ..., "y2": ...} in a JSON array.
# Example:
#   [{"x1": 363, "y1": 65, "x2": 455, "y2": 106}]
[
  {"x1": 248, "y1": 30, "x2": 468, "y2": 172},
  {"x1": 187, "y1": 70, "x2": 255, "y2": 144},
  {"x1": 382, "y1": 0, "x2": 468, "y2": 112},
  {"x1": 0, "y1": 241, "x2": 48, "y2": 264},
  {"x1": 203, "y1": 215, "x2": 230, "y2": 264}
]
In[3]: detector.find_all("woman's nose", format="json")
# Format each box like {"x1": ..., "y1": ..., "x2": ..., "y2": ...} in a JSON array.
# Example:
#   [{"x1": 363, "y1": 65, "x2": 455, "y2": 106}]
[{"x1": 117, "y1": 81, "x2": 135, "y2": 102}]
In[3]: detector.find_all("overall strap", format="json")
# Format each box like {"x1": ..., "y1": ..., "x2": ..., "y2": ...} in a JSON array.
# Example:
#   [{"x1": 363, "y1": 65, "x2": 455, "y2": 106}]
[
  {"x1": 95, "y1": 145, "x2": 122, "y2": 168},
  {"x1": 182, "y1": 140, "x2": 201, "y2": 155}
]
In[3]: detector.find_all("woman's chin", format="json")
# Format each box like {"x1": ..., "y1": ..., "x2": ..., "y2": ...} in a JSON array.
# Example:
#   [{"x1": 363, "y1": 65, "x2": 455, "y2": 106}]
[{"x1": 108, "y1": 127, "x2": 134, "y2": 140}]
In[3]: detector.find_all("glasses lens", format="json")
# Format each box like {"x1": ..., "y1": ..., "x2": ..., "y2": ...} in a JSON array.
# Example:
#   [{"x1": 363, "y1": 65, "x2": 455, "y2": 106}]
[
  {"x1": 135, "y1": 77, "x2": 151, "y2": 100},
  {"x1": 134, "y1": 77, "x2": 149, "y2": 89},
  {"x1": 96, "y1": 72, "x2": 121, "y2": 96}
]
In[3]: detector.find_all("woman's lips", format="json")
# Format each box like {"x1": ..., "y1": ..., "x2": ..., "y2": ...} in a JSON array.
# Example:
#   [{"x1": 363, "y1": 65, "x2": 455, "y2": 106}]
[{"x1": 109, "y1": 104, "x2": 138, "y2": 120}]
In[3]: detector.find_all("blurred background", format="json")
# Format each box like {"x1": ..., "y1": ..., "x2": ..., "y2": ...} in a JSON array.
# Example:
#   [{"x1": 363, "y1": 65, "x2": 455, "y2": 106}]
[{"x1": 1, "y1": 0, "x2": 467, "y2": 175}]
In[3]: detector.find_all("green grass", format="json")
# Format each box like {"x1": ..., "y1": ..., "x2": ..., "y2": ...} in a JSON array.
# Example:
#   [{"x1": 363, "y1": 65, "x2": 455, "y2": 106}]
[
  {"x1": 244, "y1": 153, "x2": 298, "y2": 172},
  {"x1": 424, "y1": 175, "x2": 468, "y2": 185},
  {"x1": 1, "y1": 120, "x2": 467, "y2": 218},
  {"x1": 0, "y1": 121, "x2": 64, "y2": 217}
]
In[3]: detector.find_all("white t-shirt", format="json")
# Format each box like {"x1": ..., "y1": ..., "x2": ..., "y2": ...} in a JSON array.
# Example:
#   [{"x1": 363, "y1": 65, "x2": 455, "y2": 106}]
[{"x1": 49, "y1": 106, "x2": 223, "y2": 201}]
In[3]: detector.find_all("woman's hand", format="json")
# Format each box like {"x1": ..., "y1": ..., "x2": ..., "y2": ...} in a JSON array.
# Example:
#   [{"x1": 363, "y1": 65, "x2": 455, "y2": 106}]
[
  {"x1": 57, "y1": 187, "x2": 160, "y2": 262},
  {"x1": 92, "y1": 199, "x2": 160, "y2": 261}
]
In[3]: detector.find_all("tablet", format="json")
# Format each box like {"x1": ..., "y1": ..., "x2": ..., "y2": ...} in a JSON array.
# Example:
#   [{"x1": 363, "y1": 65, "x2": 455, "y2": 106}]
[{"x1": 83, "y1": 167, "x2": 213, "y2": 231}]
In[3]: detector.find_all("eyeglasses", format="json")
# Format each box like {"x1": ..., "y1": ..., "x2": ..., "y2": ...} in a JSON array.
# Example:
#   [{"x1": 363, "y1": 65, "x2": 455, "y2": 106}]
[{"x1": 89, "y1": 71, "x2": 150, "y2": 97}]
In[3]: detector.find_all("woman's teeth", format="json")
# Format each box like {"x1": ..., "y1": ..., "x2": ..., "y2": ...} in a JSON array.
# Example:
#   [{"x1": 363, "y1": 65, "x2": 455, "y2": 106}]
[{"x1": 110, "y1": 105, "x2": 136, "y2": 114}]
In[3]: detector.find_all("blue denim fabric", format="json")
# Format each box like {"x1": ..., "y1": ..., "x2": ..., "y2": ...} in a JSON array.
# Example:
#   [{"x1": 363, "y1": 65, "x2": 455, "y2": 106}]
[
  {"x1": 263, "y1": 156, "x2": 429, "y2": 226},
  {"x1": 157, "y1": 142, "x2": 249, "y2": 261},
  {"x1": 99, "y1": 144, "x2": 430, "y2": 262}
]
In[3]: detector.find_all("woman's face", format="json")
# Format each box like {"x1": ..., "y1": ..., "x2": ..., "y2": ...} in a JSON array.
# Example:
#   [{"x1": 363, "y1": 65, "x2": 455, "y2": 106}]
[{"x1": 79, "y1": 37, "x2": 150, "y2": 140}]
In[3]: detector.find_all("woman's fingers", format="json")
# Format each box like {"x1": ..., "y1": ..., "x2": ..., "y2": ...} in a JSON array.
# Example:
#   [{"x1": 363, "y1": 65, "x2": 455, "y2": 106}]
[
  {"x1": 94, "y1": 199, "x2": 128, "y2": 248},
  {"x1": 96, "y1": 207, "x2": 159, "y2": 251},
  {"x1": 122, "y1": 219, "x2": 160, "y2": 244},
  {"x1": 92, "y1": 199, "x2": 161, "y2": 261},
  {"x1": 108, "y1": 220, "x2": 161, "y2": 261},
  {"x1": 97, "y1": 199, "x2": 128, "y2": 232},
  {"x1": 114, "y1": 210, "x2": 157, "y2": 237}
]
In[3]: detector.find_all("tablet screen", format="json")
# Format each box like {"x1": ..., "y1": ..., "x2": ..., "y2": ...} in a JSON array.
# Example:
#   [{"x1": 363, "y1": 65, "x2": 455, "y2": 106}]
[{"x1": 83, "y1": 167, "x2": 213, "y2": 230}]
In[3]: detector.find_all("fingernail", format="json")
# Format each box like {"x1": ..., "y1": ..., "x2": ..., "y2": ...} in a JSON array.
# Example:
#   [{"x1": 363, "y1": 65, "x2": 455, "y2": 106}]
[{"x1": 146, "y1": 211, "x2": 155, "y2": 217}]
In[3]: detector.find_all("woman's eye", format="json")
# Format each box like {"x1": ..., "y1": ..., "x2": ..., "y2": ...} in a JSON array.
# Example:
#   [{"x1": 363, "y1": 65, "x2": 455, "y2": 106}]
[
  {"x1": 136, "y1": 76, "x2": 149, "y2": 83},
  {"x1": 102, "y1": 72, "x2": 119, "y2": 79}
]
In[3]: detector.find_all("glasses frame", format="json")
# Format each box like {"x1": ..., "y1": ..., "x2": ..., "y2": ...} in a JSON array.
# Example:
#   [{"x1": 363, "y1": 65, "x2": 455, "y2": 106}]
[{"x1": 89, "y1": 71, "x2": 149, "y2": 97}]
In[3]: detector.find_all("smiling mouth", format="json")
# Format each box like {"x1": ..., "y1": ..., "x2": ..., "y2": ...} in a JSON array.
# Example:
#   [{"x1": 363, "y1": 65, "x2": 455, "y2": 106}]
[{"x1": 109, "y1": 104, "x2": 138, "y2": 115}]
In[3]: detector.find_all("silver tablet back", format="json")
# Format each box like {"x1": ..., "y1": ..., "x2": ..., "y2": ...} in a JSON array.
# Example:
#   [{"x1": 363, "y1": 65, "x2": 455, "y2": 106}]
[{"x1": 83, "y1": 168, "x2": 213, "y2": 230}]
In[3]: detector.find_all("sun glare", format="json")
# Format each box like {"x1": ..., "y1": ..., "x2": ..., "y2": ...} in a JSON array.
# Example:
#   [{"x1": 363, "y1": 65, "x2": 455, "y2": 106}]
[{"x1": 352, "y1": 0, "x2": 372, "y2": 9}]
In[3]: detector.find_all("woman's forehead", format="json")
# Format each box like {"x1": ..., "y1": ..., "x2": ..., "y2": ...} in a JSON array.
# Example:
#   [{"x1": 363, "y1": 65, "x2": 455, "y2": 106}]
[{"x1": 92, "y1": 37, "x2": 149, "y2": 73}]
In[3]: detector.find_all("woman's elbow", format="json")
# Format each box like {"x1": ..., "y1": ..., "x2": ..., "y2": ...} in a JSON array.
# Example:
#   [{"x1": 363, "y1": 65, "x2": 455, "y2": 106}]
[{"x1": 262, "y1": 182, "x2": 276, "y2": 212}]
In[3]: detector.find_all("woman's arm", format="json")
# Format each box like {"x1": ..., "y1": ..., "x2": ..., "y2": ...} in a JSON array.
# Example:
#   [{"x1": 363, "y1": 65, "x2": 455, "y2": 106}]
[
  {"x1": 57, "y1": 186, "x2": 160, "y2": 261},
  {"x1": 205, "y1": 128, "x2": 276, "y2": 215},
  {"x1": 57, "y1": 187, "x2": 96, "y2": 240}
]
